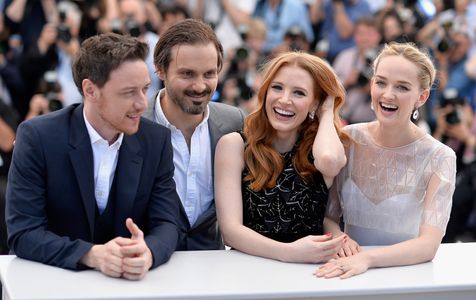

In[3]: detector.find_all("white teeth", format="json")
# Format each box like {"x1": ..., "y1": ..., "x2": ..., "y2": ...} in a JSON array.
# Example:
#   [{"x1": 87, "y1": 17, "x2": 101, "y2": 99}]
[
  {"x1": 381, "y1": 103, "x2": 398, "y2": 109},
  {"x1": 274, "y1": 108, "x2": 294, "y2": 116}
]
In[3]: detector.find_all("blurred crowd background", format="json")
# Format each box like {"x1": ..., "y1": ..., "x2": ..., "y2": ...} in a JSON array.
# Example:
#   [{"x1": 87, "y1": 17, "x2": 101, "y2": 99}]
[{"x1": 1, "y1": 0, "x2": 476, "y2": 254}]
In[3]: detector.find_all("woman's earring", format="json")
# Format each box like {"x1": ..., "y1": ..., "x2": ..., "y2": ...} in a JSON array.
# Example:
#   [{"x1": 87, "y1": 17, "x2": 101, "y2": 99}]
[
  {"x1": 309, "y1": 111, "x2": 315, "y2": 120},
  {"x1": 412, "y1": 108, "x2": 419, "y2": 120},
  {"x1": 370, "y1": 102, "x2": 374, "y2": 111}
]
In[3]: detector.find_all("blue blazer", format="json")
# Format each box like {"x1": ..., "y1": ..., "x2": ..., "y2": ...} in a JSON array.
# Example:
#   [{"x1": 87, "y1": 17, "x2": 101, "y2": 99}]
[{"x1": 6, "y1": 104, "x2": 182, "y2": 270}]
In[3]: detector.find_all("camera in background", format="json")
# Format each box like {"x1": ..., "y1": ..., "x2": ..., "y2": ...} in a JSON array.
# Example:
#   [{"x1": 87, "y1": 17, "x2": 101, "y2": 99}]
[
  {"x1": 234, "y1": 47, "x2": 250, "y2": 63},
  {"x1": 436, "y1": 10, "x2": 456, "y2": 53},
  {"x1": 110, "y1": 15, "x2": 142, "y2": 37},
  {"x1": 440, "y1": 88, "x2": 466, "y2": 124},
  {"x1": 57, "y1": 9, "x2": 72, "y2": 43},
  {"x1": 356, "y1": 48, "x2": 379, "y2": 87},
  {"x1": 284, "y1": 25, "x2": 308, "y2": 52},
  {"x1": 124, "y1": 15, "x2": 142, "y2": 37},
  {"x1": 42, "y1": 71, "x2": 64, "y2": 112}
]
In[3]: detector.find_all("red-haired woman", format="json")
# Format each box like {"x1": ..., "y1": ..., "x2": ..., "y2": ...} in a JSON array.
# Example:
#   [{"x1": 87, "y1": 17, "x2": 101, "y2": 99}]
[{"x1": 215, "y1": 51, "x2": 349, "y2": 263}]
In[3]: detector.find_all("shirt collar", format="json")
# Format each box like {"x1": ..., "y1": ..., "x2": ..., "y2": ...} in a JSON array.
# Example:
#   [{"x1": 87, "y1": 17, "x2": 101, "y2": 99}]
[
  {"x1": 83, "y1": 109, "x2": 124, "y2": 148},
  {"x1": 154, "y1": 89, "x2": 210, "y2": 129}
]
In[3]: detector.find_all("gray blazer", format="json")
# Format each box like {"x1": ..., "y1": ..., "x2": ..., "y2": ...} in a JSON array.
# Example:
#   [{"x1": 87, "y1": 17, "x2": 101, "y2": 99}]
[{"x1": 144, "y1": 94, "x2": 245, "y2": 250}]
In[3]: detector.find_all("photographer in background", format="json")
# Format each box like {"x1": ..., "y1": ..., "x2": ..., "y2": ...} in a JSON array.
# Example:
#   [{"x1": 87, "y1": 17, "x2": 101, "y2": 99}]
[
  {"x1": 20, "y1": 0, "x2": 83, "y2": 112},
  {"x1": 25, "y1": 70, "x2": 64, "y2": 120},
  {"x1": 416, "y1": 0, "x2": 449, "y2": 46},
  {"x1": 379, "y1": 10, "x2": 407, "y2": 44},
  {"x1": 374, "y1": 0, "x2": 429, "y2": 43},
  {"x1": 428, "y1": 29, "x2": 475, "y2": 128},
  {"x1": 3, "y1": 0, "x2": 58, "y2": 53},
  {"x1": 332, "y1": 16, "x2": 381, "y2": 124},
  {"x1": 314, "y1": 0, "x2": 371, "y2": 63},
  {"x1": 157, "y1": 2, "x2": 189, "y2": 35},
  {"x1": 190, "y1": 0, "x2": 257, "y2": 54},
  {"x1": 432, "y1": 88, "x2": 476, "y2": 243},
  {"x1": 0, "y1": 96, "x2": 18, "y2": 255},
  {"x1": 0, "y1": 33, "x2": 25, "y2": 117},
  {"x1": 272, "y1": 25, "x2": 311, "y2": 55},
  {"x1": 110, "y1": 0, "x2": 160, "y2": 99},
  {"x1": 252, "y1": 0, "x2": 314, "y2": 55},
  {"x1": 218, "y1": 18, "x2": 267, "y2": 114}
]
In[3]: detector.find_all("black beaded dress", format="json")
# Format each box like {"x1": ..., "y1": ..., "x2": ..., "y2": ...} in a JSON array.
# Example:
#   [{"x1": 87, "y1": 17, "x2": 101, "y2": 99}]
[{"x1": 241, "y1": 138, "x2": 329, "y2": 243}]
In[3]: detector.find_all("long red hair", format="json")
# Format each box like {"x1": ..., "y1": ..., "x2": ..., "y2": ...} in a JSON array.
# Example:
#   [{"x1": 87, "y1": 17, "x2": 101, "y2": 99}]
[{"x1": 244, "y1": 52, "x2": 348, "y2": 191}]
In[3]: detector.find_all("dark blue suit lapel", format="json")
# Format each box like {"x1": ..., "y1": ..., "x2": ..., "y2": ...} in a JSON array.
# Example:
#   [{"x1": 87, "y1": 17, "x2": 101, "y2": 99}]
[
  {"x1": 114, "y1": 134, "x2": 142, "y2": 235},
  {"x1": 68, "y1": 104, "x2": 95, "y2": 239}
]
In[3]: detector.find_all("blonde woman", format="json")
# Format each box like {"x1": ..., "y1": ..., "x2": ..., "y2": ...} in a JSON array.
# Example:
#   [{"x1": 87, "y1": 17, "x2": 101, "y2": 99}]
[{"x1": 317, "y1": 42, "x2": 456, "y2": 279}]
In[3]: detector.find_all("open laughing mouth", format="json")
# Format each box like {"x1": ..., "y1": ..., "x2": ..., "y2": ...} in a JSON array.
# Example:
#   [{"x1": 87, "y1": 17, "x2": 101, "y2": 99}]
[
  {"x1": 380, "y1": 102, "x2": 398, "y2": 112},
  {"x1": 274, "y1": 107, "x2": 295, "y2": 118}
]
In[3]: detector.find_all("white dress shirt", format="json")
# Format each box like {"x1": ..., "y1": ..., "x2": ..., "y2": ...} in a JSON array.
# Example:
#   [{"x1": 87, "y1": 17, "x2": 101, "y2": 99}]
[
  {"x1": 83, "y1": 111, "x2": 123, "y2": 214},
  {"x1": 154, "y1": 90, "x2": 213, "y2": 226}
]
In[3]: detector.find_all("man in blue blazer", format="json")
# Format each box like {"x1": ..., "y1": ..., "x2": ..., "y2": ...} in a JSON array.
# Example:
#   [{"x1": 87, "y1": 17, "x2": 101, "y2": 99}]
[{"x1": 6, "y1": 33, "x2": 182, "y2": 280}]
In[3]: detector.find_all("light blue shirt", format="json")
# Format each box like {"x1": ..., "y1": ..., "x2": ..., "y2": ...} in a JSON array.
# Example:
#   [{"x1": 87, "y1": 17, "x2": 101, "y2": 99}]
[
  {"x1": 321, "y1": 0, "x2": 371, "y2": 60},
  {"x1": 153, "y1": 90, "x2": 213, "y2": 226},
  {"x1": 254, "y1": 0, "x2": 314, "y2": 52}
]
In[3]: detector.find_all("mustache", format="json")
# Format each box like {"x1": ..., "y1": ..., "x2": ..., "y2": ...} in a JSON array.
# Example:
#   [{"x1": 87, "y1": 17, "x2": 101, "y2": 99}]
[{"x1": 184, "y1": 88, "x2": 212, "y2": 98}]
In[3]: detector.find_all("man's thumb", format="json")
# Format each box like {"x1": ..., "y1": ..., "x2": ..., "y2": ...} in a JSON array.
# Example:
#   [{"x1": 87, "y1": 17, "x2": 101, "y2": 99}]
[{"x1": 126, "y1": 218, "x2": 143, "y2": 240}]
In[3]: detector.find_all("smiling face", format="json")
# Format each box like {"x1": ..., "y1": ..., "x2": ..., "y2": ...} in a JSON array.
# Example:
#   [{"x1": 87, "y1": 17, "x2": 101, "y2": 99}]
[
  {"x1": 85, "y1": 59, "x2": 150, "y2": 142},
  {"x1": 382, "y1": 15, "x2": 403, "y2": 42},
  {"x1": 370, "y1": 55, "x2": 428, "y2": 127},
  {"x1": 159, "y1": 43, "x2": 219, "y2": 115},
  {"x1": 119, "y1": 0, "x2": 147, "y2": 25},
  {"x1": 449, "y1": 32, "x2": 471, "y2": 63},
  {"x1": 265, "y1": 65, "x2": 317, "y2": 139},
  {"x1": 354, "y1": 23, "x2": 381, "y2": 51}
]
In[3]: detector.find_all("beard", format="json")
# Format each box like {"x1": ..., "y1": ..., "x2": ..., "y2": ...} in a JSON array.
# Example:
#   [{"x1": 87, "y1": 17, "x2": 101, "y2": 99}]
[
  {"x1": 95, "y1": 107, "x2": 141, "y2": 140},
  {"x1": 167, "y1": 86, "x2": 213, "y2": 115}
]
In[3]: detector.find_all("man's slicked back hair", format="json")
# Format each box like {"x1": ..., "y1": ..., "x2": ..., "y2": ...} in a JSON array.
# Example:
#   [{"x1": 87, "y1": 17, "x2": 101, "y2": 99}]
[{"x1": 153, "y1": 19, "x2": 224, "y2": 73}]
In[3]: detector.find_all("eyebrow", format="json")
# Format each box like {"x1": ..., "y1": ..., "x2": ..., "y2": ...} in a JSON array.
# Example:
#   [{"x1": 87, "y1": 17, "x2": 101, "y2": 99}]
[
  {"x1": 271, "y1": 80, "x2": 309, "y2": 90},
  {"x1": 177, "y1": 67, "x2": 218, "y2": 73},
  {"x1": 374, "y1": 75, "x2": 412, "y2": 85},
  {"x1": 119, "y1": 83, "x2": 150, "y2": 92}
]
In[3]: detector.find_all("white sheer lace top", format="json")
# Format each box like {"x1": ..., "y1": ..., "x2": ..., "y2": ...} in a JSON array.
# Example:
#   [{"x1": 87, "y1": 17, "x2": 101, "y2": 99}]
[{"x1": 327, "y1": 123, "x2": 456, "y2": 246}]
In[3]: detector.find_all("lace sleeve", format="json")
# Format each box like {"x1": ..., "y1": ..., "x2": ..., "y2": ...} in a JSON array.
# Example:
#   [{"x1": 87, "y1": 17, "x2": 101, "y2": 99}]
[
  {"x1": 325, "y1": 175, "x2": 342, "y2": 222},
  {"x1": 421, "y1": 145, "x2": 457, "y2": 233}
]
